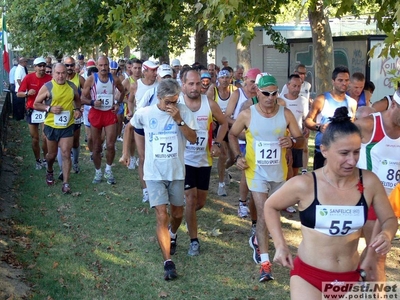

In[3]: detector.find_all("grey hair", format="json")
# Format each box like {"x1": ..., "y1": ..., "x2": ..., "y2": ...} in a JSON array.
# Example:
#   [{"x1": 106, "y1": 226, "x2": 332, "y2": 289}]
[
  {"x1": 157, "y1": 79, "x2": 181, "y2": 98},
  {"x1": 234, "y1": 64, "x2": 244, "y2": 72}
]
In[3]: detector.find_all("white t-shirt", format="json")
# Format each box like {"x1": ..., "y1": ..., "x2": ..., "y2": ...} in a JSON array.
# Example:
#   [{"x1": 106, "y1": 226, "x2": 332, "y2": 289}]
[
  {"x1": 132, "y1": 103, "x2": 198, "y2": 181},
  {"x1": 280, "y1": 94, "x2": 309, "y2": 129},
  {"x1": 15, "y1": 65, "x2": 27, "y2": 91}
]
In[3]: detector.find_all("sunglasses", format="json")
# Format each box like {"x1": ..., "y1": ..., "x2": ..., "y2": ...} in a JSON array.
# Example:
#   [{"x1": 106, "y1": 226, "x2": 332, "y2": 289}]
[
  {"x1": 46, "y1": 71, "x2": 52, "y2": 74},
  {"x1": 259, "y1": 90, "x2": 278, "y2": 97},
  {"x1": 36, "y1": 64, "x2": 46, "y2": 68},
  {"x1": 65, "y1": 63, "x2": 75, "y2": 67}
]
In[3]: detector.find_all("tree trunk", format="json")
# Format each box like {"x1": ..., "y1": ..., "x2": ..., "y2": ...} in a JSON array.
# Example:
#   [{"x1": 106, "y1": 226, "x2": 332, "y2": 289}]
[
  {"x1": 195, "y1": 27, "x2": 208, "y2": 66},
  {"x1": 236, "y1": 42, "x2": 251, "y2": 71},
  {"x1": 308, "y1": 0, "x2": 334, "y2": 95},
  {"x1": 123, "y1": 46, "x2": 130, "y2": 59}
]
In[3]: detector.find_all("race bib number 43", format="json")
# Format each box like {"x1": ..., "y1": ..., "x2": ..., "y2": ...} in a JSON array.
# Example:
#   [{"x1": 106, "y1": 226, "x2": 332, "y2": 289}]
[
  {"x1": 255, "y1": 141, "x2": 281, "y2": 165},
  {"x1": 54, "y1": 111, "x2": 70, "y2": 127},
  {"x1": 153, "y1": 134, "x2": 178, "y2": 159}
]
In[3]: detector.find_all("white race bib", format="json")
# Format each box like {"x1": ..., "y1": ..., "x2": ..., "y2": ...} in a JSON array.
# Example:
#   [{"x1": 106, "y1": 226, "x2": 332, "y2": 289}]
[
  {"x1": 186, "y1": 130, "x2": 208, "y2": 152},
  {"x1": 315, "y1": 205, "x2": 365, "y2": 236},
  {"x1": 54, "y1": 111, "x2": 70, "y2": 127},
  {"x1": 31, "y1": 110, "x2": 46, "y2": 123},
  {"x1": 97, "y1": 94, "x2": 113, "y2": 110},
  {"x1": 153, "y1": 134, "x2": 178, "y2": 159},
  {"x1": 377, "y1": 159, "x2": 400, "y2": 190},
  {"x1": 255, "y1": 141, "x2": 281, "y2": 165}
]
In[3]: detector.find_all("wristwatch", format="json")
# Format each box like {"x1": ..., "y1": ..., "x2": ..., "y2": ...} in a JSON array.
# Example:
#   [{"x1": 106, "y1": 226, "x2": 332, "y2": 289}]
[
  {"x1": 177, "y1": 120, "x2": 185, "y2": 126},
  {"x1": 315, "y1": 124, "x2": 321, "y2": 132}
]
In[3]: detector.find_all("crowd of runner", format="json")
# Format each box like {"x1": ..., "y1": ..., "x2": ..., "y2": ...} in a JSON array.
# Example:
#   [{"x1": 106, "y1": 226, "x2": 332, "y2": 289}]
[{"x1": 8, "y1": 54, "x2": 399, "y2": 296}]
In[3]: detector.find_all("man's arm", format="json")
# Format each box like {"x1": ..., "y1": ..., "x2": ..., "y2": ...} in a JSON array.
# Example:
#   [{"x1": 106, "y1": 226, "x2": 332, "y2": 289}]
[
  {"x1": 33, "y1": 85, "x2": 50, "y2": 112},
  {"x1": 284, "y1": 108, "x2": 305, "y2": 149},
  {"x1": 224, "y1": 89, "x2": 240, "y2": 126},
  {"x1": 113, "y1": 74, "x2": 126, "y2": 103},
  {"x1": 81, "y1": 75, "x2": 94, "y2": 105},
  {"x1": 304, "y1": 94, "x2": 326, "y2": 132},
  {"x1": 372, "y1": 97, "x2": 389, "y2": 112},
  {"x1": 127, "y1": 81, "x2": 137, "y2": 116},
  {"x1": 228, "y1": 109, "x2": 250, "y2": 170}
]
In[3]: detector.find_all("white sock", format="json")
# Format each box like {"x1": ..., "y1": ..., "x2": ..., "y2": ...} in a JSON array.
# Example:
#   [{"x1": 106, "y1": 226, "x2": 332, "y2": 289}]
[
  {"x1": 143, "y1": 188, "x2": 148, "y2": 195},
  {"x1": 219, "y1": 182, "x2": 225, "y2": 187},
  {"x1": 105, "y1": 164, "x2": 112, "y2": 172},
  {"x1": 260, "y1": 253, "x2": 270, "y2": 263},
  {"x1": 169, "y1": 228, "x2": 177, "y2": 238},
  {"x1": 96, "y1": 168, "x2": 102, "y2": 174},
  {"x1": 164, "y1": 259, "x2": 172, "y2": 265}
]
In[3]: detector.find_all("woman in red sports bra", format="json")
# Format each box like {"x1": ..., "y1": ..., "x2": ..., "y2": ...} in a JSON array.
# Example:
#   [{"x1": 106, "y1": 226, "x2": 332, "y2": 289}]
[{"x1": 264, "y1": 107, "x2": 397, "y2": 299}]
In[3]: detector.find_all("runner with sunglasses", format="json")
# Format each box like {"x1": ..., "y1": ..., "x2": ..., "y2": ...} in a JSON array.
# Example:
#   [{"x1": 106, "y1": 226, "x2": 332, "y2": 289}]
[{"x1": 228, "y1": 74, "x2": 304, "y2": 282}]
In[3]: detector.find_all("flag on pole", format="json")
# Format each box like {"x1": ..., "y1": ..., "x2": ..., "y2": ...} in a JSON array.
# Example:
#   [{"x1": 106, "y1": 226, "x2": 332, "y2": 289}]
[{"x1": 2, "y1": 13, "x2": 10, "y2": 73}]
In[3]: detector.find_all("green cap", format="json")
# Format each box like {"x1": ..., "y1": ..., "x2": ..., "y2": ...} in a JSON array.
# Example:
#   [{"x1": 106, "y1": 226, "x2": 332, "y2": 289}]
[{"x1": 257, "y1": 74, "x2": 277, "y2": 88}]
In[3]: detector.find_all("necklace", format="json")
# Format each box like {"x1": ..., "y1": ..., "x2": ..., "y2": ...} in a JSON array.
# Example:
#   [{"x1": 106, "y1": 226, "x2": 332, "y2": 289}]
[
  {"x1": 258, "y1": 103, "x2": 275, "y2": 115},
  {"x1": 322, "y1": 167, "x2": 357, "y2": 191}
]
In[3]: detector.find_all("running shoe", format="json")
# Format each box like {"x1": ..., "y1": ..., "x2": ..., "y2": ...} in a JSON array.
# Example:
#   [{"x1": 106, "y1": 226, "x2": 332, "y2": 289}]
[
  {"x1": 224, "y1": 170, "x2": 232, "y2": 185},
  {"x1": 117, "y1": 136, "x2": 123, "y2": 142},
  {"x1": 259, "y1": 261, "x2": 274, "y2": 282},
  {"x1": 128, "y1": 157, "x2": 136, "y2": 170},
  {"x1": 217, "y1": 183, "x2": 227, "y2": 196},
  {"x1": 142, "y1": 191, "x2": 149, "y2": 203},
  {"x1": 188, "y1": 241, "x2": 200, "y2": 256},
  {"x1": 249, "y1": 235, "x2": 261, "y2": 264},
  {"x1": 164, "y1": 261, "x2": 178, "y2": 281},
  {"x1": 104, "y1": 170, "x2": 116, "y2": 184},
  {"x1": 285, "y1": 206, "x2": 297, "y2": 213},
  {"x1": 301, "y1": 169, "x2": 308, "y2": 175},
  {"x1": 41, "y1": 159, "x2": 47, "y2": 168},
  {"x1": 62, "y1": 183, "x2": 71, "y2": 194},
  {"x1": 36, "y1": 160, "x2": 43, "y2": 170},
  {"x1": 73, "y1": 163, "x2": 80, "y2": 174},
  {"x1": 92, "y1": 171, "x2": 102, "y2": 184},
  {"x1": 46, "y1": 170, "x2": 55, "y2": 186},
  {"x1": 238, "y1": 201, "x2": 248, "y2": 218}
]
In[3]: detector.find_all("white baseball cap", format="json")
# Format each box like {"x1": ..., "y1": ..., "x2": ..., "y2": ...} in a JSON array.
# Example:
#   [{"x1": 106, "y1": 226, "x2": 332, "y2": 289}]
[
  {"x1": 33, "y1": 57, "x2": 46, "y2": 65},
  {"x1": 142, "y1": 60, "x2": 158, "y2": 71},
  {"x1": 171, "y1": 59, "x2": 181, "y2": 67},
  {"x1": 157, "y1": 64, "x2": 173, "y2": 78}
]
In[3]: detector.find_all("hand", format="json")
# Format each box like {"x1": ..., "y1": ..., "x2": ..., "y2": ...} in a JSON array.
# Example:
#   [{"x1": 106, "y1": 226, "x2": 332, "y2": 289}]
[
  {"x1": 112, "y1": 103, "x2": 119, "y2": 113},
  {"x1": 236, "y1": 157, "x2": 248, "y2": 170},
  {"x1": 165, "y1": 103, "x2": 180, "y2": 121},
  {"x1": 370, "y1": 232, "x2": 392, "y2": 255},
  {"x1": 52, "y1": 105, "x2": 63, "y2": 114},
  {"x1": 94, "y1": 100, "x2": 101, "y2": 108},
  {"x1": 119, "y1": 155, "x2": 130, "y2": 167},
  {"x1": 273, "y1": 247, "x2": 294, "y2": 269},
  {"x1": 211, "y1": 144, "x2": 221, "y2": 157},
  {"x1": 278, "y1": 136, "x2": 292, "y2": 148},
  {"x1": 73, "y1": 110, "x2": 82, "y2": 119}
]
